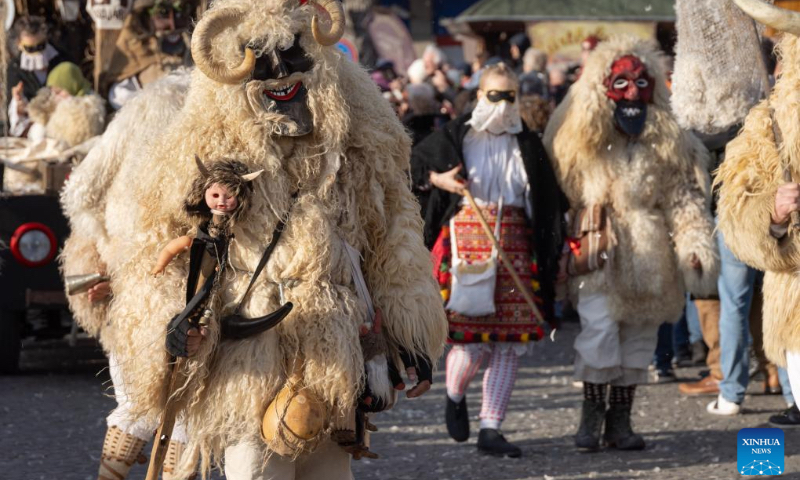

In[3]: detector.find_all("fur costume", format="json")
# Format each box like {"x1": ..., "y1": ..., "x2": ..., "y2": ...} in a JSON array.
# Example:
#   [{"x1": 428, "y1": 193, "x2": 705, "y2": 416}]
[
  {"x1": 543, "y1": 36, "x2": 719, "y2": 326},
  {"x1": 60, "y1": 0, "x2": 447, "y2": 474},
  {"x1": 717, "y1": 33, "x2": 800, "y2": 367},
  {"x1": 61, "y1": 72, "x2": 192, "y2": 345},
  {"x1": 27, "y1": 87, "x2": 106, "y2": 147}
]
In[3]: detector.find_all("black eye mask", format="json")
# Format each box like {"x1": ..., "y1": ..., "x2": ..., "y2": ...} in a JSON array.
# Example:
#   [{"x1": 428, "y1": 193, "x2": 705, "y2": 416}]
[
  {"x1": 613, "y1": 100, "x2": 648, "y2": 138},
  {"x1": 21, "y1": 42, "x2": 47, "y2": 54},
  {"x1": 485, "y1": 90, "x2": 516, "y2": 104}
]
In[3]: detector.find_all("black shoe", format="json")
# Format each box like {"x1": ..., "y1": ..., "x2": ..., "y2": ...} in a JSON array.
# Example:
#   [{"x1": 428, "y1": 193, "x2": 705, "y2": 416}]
[
  {"x1": 445, "y1": 395, "x2": 469, "y2": 442},
  {"x1": 673, "y1": 345, "x2": 693, "y2": 368},
  {"x1": 770, "y1": 405, "x2": 800, "y2": 426},
  {"x1": 477, "y1": 428, "x2": 522, "y2": 458},
  {"x1": 575, "y1": 399, "x2": 605, "y2": 451},
  {"x1": 690, "y1": 340, "x2": 708, "y2": 366},
  {"x1": 655, "y1": 368, "x2": 677, "y2": 384},
  {"x1": 604, "y1": 404, "x2": 646, "y2": 450}
]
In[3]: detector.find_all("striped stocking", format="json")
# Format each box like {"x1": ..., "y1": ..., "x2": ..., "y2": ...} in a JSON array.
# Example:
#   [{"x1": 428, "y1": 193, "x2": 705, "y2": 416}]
[
  {"x1": 446, "y1": 345, "x2": 487, "y2": 403},
  {"x1": 479, "y1": 346, "x2": 520, "y2": 429}
]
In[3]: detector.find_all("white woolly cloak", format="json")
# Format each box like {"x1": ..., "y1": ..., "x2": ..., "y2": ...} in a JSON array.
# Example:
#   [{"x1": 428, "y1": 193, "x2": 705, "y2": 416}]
[
  {"x1": 61, "y1": 73, "x2": 191, "y2": 344},
  {"x1": 543, "y1": 36, "x2": 718, "y2": 326},
  {"x1": 28, "y1": 88, "x2": 106, "y2": 147},
  {"x1": 717, "y1": 36, "x2": 800, "y2": 367},
  {"x1": 60, "y1": 0, "x2": 447, "y2": 471}
]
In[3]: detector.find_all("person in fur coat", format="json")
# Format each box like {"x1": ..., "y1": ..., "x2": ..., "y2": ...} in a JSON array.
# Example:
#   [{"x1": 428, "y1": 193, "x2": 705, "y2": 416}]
[
  {"x1": 60, "y1": 73, "x2": 195, "y2": 480},
  {"x1": 543, "y1": 36, "x2": 719, "y2": 452},
  {"x1": 10, "y1": 62, "x2": 105, "y2": 147},
  {"x1": 60, "y1": 0, "x2": 447, "y2": 478},
  {"x1": 716, "y1": 0, "x2": 800, "y2": 426}
]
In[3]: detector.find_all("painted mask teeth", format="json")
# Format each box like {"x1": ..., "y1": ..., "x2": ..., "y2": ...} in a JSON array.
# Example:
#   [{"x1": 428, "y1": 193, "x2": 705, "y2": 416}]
[
  {"x1": 263, "y1": 82, "x2": 302, "y2": 101},
  {"x1": 267, "y1": 85, "x2": 295, "y2": 96},
  {"x1": 622, "y1": 107, "x2": 641, "y2": 117}
]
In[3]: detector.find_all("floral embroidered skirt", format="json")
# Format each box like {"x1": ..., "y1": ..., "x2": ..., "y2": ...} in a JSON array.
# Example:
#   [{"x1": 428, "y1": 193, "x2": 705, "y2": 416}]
[{"x1": 432, "y1": 204, "x2": 544, "y2": 344}]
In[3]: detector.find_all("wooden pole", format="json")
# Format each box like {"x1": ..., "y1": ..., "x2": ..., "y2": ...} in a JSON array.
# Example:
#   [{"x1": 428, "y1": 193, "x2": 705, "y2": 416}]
[
  {"x1": 93, "y1": 27, "x2": 123, "y2": 95},
  {"x1": 460, "y1": 188, "x2": 546, "y2": 326},
  {"x1": 93, "y1": 26, "x2": 102, "y2": 92},
  {"x1": 145, "y1": 222, "x2": 220, "y2": 479},
  {"x1": 144, "y1": 358, "x2": 187, "y2": 480}
]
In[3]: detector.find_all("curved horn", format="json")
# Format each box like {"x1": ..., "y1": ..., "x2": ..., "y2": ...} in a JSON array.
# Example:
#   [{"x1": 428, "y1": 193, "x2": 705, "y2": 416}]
[
  {"x1": 191, "y1": 8, "x2": 256, "y2": 84},
  {"x1": 194, "y1": 155, "x2": 211, "y2": 177},
  {"x1": 733, "y1": 0, "x2": 800, "y2": 36},
  {"x1": 310, "y1": 0, "x2": 345, "y2": 46},
  {"x1": 241, "y1": 169, "x2": 264, "y2": 182}
]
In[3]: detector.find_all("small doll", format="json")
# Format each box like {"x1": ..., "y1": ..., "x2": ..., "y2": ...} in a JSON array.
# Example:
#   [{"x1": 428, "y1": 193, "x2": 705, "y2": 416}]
[
  {"x1": 154, "y1": 156, "x2": 277, "y2": 357},
  {"x1": 152, "y1": 155, "x2": 261, "y2": 278}
]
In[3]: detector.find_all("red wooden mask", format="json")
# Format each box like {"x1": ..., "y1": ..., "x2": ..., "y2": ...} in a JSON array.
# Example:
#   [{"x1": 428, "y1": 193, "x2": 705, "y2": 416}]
[{"x1": 604, "y1": 55, "x2": 654, "y2": 104}]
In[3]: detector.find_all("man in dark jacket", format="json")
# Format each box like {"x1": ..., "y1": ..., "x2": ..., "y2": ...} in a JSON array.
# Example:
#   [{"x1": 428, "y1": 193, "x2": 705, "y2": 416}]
[{"x1": 7, "y1": 16, "x2": 70, "y2": 130}]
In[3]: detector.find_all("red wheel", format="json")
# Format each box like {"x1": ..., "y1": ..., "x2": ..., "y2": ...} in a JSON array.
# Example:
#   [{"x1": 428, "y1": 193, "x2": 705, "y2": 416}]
[{"x1": 10, "y1": 222, "x2": 57, "y2": 267}]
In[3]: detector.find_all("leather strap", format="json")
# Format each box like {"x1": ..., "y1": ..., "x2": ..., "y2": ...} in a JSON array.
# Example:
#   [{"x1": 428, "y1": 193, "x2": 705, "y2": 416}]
[{"x1": 233, "y1": 195, "x2": 296, "y2": 314}]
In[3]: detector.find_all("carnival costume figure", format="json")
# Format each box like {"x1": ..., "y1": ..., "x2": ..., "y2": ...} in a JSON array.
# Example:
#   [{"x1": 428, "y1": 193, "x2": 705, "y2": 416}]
[
  {"x1": 543, "y1": 36, "x2": 719, "y2": 451},
  {"x1": 412, "y1": 63, "x2": 567, "y2": 457},
  {"x1": 61, "y1": 0, "x2": 448, "y2": 478},
  {"x1": 717, "y1": 0, "x2": 800, "y2": 423},
  {"x1": 60, "y1": 75, "x2": 195, "y2": 480},
  {"x1": 104, "y1": 0, "x2": 198, "y2": 109}
]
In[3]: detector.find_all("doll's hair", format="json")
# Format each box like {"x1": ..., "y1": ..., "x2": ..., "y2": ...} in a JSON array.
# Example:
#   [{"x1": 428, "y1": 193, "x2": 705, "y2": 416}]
[{"x1": 183, "y1": 158, "x2": 257, "y2": 225}]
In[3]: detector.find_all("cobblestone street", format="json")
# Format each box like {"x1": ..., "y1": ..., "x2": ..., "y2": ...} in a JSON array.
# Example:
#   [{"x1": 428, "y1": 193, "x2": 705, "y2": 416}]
[{"x1": 3, "y1": 321, "x2": 800, "y2": 480}]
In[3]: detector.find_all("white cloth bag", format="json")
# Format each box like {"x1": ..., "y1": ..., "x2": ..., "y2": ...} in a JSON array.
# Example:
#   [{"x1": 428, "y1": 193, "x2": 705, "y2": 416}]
[{"x1": 445, "y1": 199, "x2": 503, "y2": 317}]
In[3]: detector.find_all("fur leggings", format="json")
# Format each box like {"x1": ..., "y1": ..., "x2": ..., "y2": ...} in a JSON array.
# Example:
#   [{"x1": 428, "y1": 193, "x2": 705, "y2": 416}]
[{"x1": 445, "y1": 344, "x2": 520, "y2": 429}]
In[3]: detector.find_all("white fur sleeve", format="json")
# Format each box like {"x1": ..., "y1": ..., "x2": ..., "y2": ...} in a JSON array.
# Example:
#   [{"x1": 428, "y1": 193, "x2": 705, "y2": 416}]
[
  {"x1": 362, "y1": 152, "x2": 448, "y2": 365},
  {"x1": 716, "y1": 105, "x2": 800, "y2": 275},
  {"x1": 662, "y1": 142, "x2": 719, "y2": 297},
  {"x1": 59, "y1": 233, "x2": 108, "y2": 339}
]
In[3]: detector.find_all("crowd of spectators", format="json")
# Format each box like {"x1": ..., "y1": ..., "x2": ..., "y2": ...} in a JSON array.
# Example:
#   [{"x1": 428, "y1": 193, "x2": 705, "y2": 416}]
[{"x1": 368, "y1": 32, "x2": 592, "y2": 148}]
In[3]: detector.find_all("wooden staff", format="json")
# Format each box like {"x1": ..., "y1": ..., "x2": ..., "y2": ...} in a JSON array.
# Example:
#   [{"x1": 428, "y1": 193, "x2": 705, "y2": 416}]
[
  {"x1": 145, "y1": 220, "x2": 220, "y2": 479},
  {"x1": 753, "y1": 17, "x2": 800, "y2": 232},
  {"x1": 93, "y1": 27, "x2": 123, "y2": 94},
  {"x1": 145, "y1": 357, "x2": 188, "y2": 480},
  {"x1": 769, "y1": 104, "x2": 800, "y2": 232},
  {"x1": 460, "y1": 188, "x2": 546, "y2": 326}
]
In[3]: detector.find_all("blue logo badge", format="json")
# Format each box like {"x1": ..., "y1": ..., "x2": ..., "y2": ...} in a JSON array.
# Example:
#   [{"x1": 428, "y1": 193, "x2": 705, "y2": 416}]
[{"x1": 738, "y1": 428, "x2": 784, "y2": 476}]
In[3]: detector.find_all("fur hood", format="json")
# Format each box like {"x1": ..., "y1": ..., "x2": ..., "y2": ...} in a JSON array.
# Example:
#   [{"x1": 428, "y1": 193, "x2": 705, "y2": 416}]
[
  {"x1": 545, "y1": 36, "x2": 678, "y2": 183},
  {"x1": 544, "y1": 36, "x2": 718, "y2": 325}
]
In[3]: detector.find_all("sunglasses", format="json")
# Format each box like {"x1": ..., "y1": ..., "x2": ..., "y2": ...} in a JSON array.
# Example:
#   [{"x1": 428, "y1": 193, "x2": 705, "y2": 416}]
[
  {"x1": 149, "y1": 1, "x2": 183, "y2": 17},
  {"x1": 485, "y1": 89, "x2": 516, "y2": 104},
  {"x1": 21, "y1": 42, "x2": 46, "y2": 54}
]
